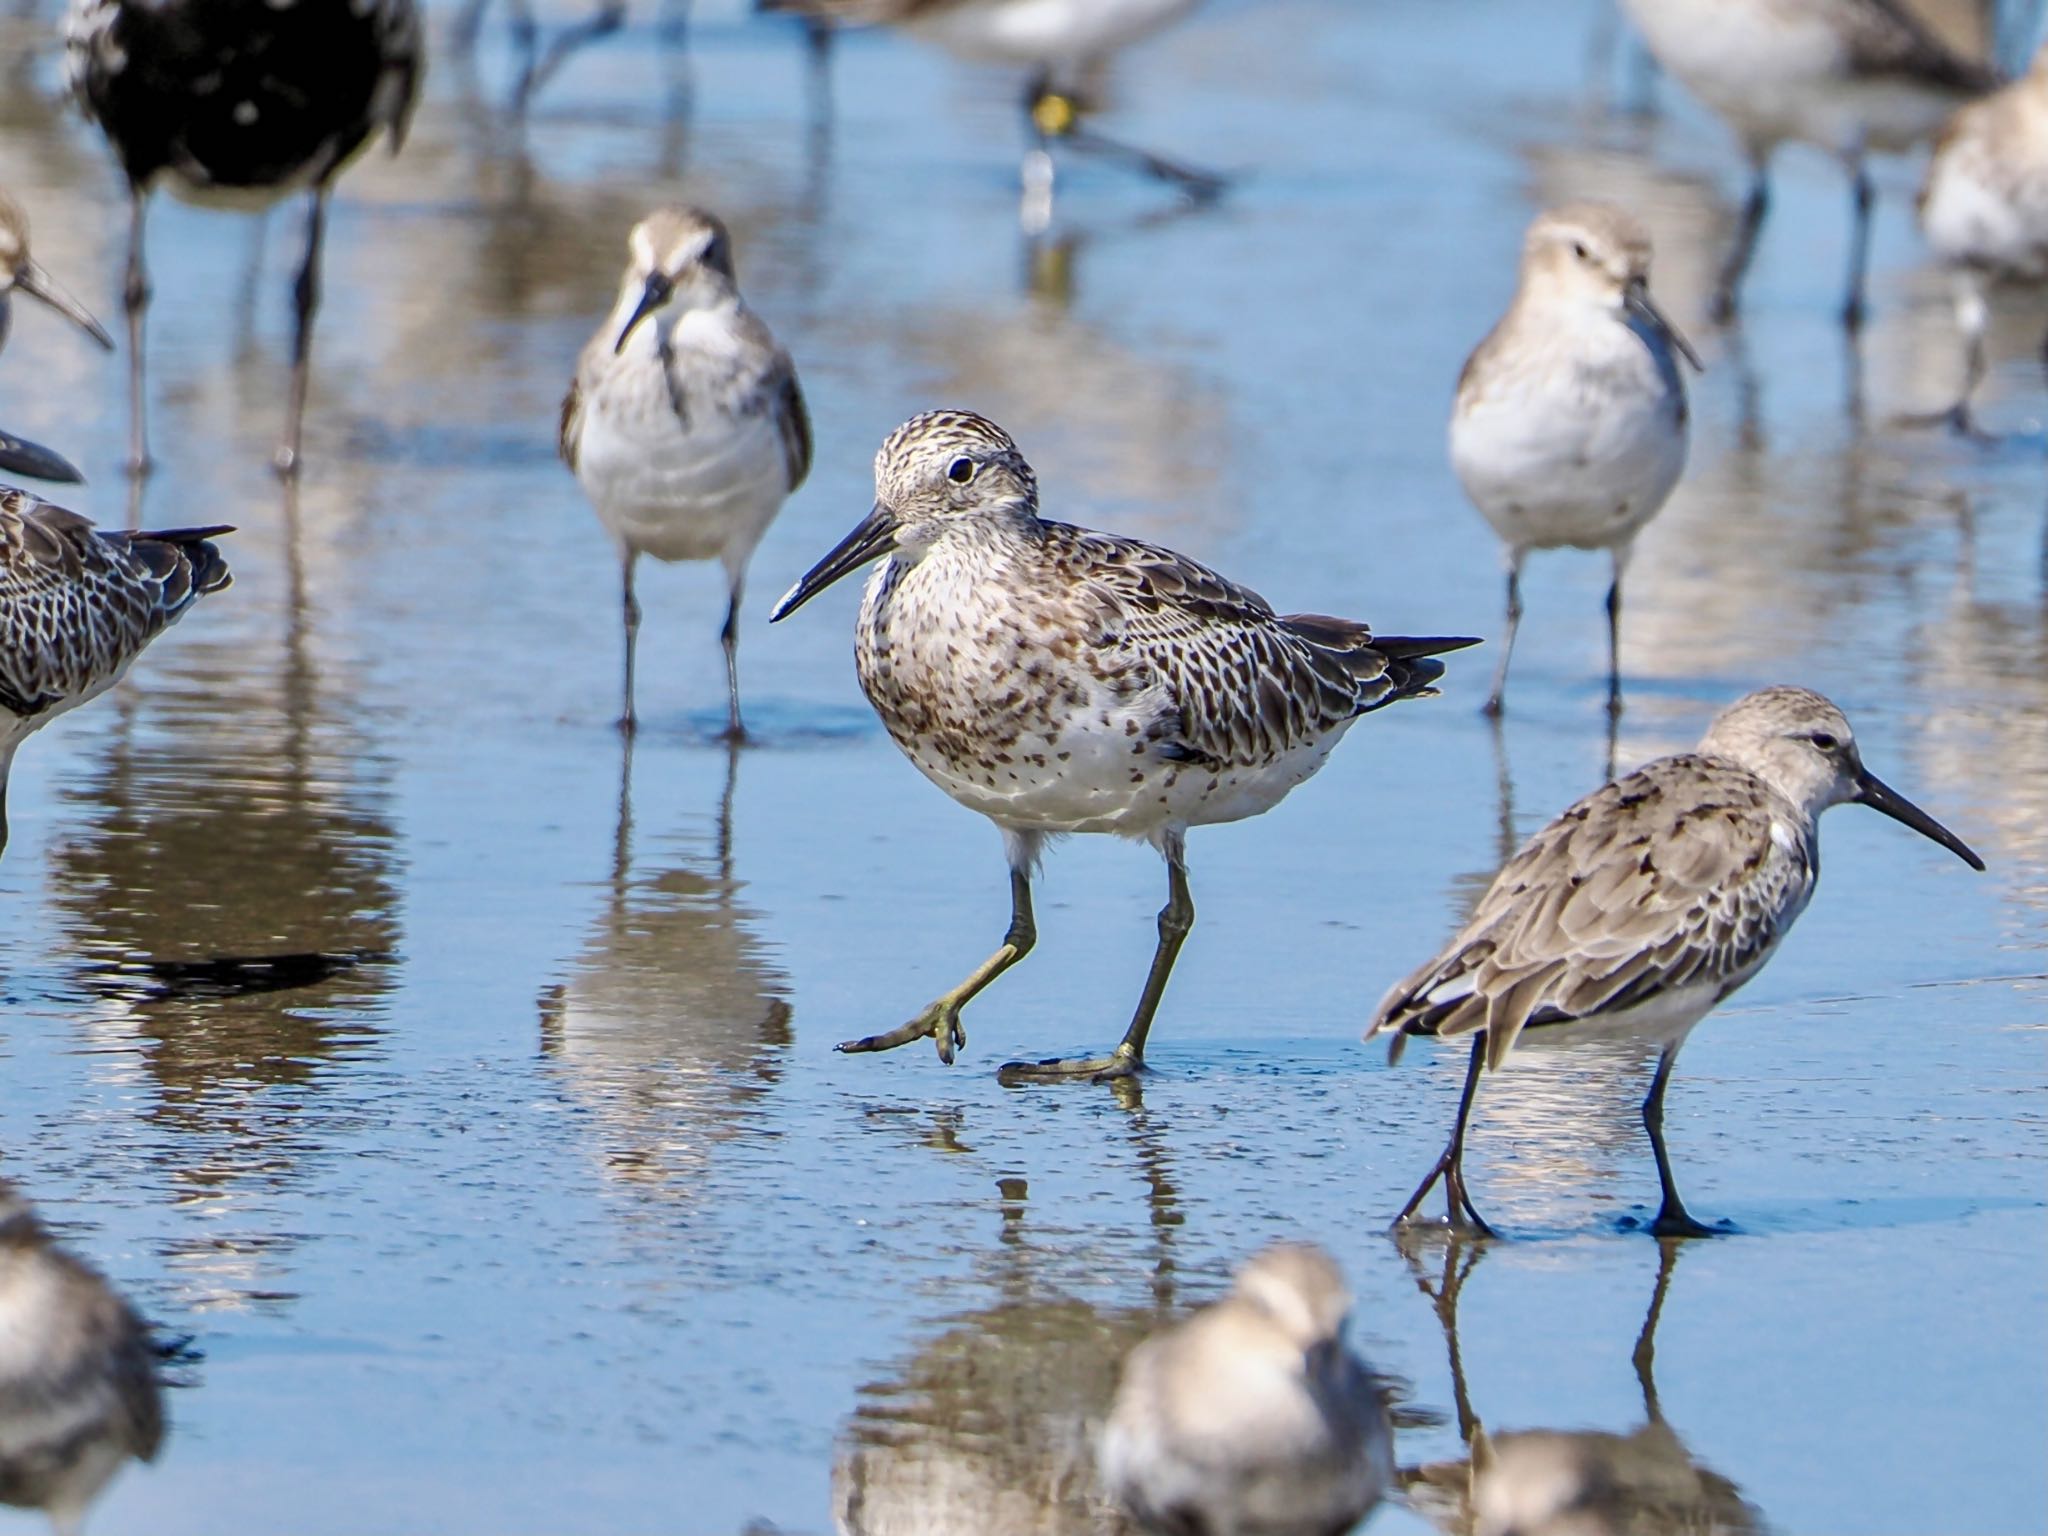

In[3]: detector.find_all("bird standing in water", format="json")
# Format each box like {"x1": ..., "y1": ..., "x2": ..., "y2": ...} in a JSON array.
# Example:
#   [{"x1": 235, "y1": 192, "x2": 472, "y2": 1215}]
[
  {"x1": 773, "y1": 409, "x2": 1475, "y2": 1081},
  {"x1": 0, "y1": 488, "x2": 232, "y2": 859},
  {"x1": 65, "y1": 0, "x2": 422, "y2": 477},
  {"x1": 1368, "y1": 687, "x2": 1983, "y2": 1238},
  {"x1": 561, "y1": 208, "x2": 811, "y2": 740}
]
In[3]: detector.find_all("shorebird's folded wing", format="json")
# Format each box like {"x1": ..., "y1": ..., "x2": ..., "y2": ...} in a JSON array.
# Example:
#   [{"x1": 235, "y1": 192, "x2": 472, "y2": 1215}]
[
  {"x1": 1368, "y1": 754, "x2": 1813, "y2": 1067},
  {"x1": 1057, "y1": 524, "x2": 1415, "y2": 765}
]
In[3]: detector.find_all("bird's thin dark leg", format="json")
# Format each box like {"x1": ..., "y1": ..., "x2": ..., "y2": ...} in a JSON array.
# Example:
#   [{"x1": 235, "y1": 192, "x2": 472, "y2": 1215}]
[
  {"x1": 1842, "y1": 154, "x2": 1873, "y2": 332},
  {"x1": 0, "y1": 769, "x2": 10, "y2": 860},
  {"x1": 619, "y1": 551, "x2": 640, "y2": 735},
  {"x1": 840, "y1": 867, "x2": 1036, "y2": 1065},
  {"x1": 719, "y1": 572, "x2": 745, "y2": 744},
  {"x1": 512, "y1": 0, "x2": 626, "y2": 112},
  {"x1": 1632, "y1": 1236, "x2": 1683, "y2": 1424},
  {"x1": 1605, "y1": 547, "x2": 1626, "y2": 719},
  {"x1": 122, "y1": 187, "x2": 151, "y2": 478},
  {"x1": 1642, "y1": 1042, "x2": 1727, "y2": 1238},
  {"x1": 1712, "y1": 156, "x2": 1769, "y2": 325},
  {"x1": 276, "y1": 185, "x2": 330, "y2": 479},
  {"x1": 1394, "y1": 1035, "x2": 1496, "y2": 1237},
  {"x1": 1058, "y1": 108, "x2": 1227, "y2": 202},
  {"x1": 999, "y1": 851, "x2": 1192, "y2": 1083},
  {"x1": 1483, "y1": 550, "x2": 1524, "y2": 717}
]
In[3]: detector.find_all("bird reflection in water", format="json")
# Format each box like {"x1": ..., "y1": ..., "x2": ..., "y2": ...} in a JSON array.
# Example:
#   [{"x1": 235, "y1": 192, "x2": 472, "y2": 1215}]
[
  {"x1": 1399, "y1": 1234, "x2": 1763, "y2": 1536},
  {"x1": 832, "y1": 1104, "x2": 1187, "y2": 1535},
  {"x1": 44, "y1": 480, "x2": 402, "y2": 1298},
  {"x1": 538, "y1": 738, "x2": 792, "y2": 1198}
]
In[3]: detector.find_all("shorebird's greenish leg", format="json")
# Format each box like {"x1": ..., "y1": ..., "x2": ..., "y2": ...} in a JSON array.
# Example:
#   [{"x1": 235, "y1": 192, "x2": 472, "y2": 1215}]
[
  {"x1": 839, "y1": 869, "x2": 1035, "y2": 1066},
  {"x1": 1000, "y1": 852, "x2": 1192, "y2": 1085}
]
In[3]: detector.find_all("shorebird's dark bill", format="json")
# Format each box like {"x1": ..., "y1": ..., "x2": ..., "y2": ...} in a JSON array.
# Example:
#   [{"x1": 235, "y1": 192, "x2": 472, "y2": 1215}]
[
  {"x1": 0, "y1": 428, "x2": 83, "y2": 483},
  {"x1": 1854, "y1": 769, "x2": 1985, "y2": 871},
  {"x1": 770, "y1": 503, "x2": 897, "y2": 621},
  {"x1": 614, "y1": 272, "x2": 673, "y2": 354},
  {"x1": 18, "y1": 260, "x2": 114, "y2": 351},
  {"x1": 1623, "y1": 280, "x2": 1703, "y2": 373}
]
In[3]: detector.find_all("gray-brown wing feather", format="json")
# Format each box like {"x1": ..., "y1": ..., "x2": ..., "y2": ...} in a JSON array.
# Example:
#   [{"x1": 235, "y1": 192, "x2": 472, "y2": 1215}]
[
  {"x1": 1368, "y1": 755, "x2": 1814, "y2": 1067},
  {"x1": 1047, "y1": 524, "x2": 1445, "y2": 768},
  {"x1": 0, "y1": 490, "x2": 232, "y2": 724},
  {"x1": 1836, "y1": 0, "x2": 1997, "y2": 91},
  {"x1": 557, "y1": 374, "x2": 584, "y2": 473},
  {"x1": 772, "y1": 358, "x2": 813, "y2": 494}
]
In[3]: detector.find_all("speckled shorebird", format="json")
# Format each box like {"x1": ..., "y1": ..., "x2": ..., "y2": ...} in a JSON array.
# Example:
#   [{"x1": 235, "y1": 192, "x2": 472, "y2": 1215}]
[
  {"x1": 771, "y1": 409, "x2": 1476, "y2": 1081},
  {"x1": 65, "y1": 0, "x2": 422, "y2": 477},
  {"x1": 1451, "y1": 203, "x2": 1698, "y2": 719},
  {"x1": 0, "y1": 1179, "x2": 165, "y2": 1536},
  {"x1": 1367, "y1": 686, "x2": 1982, "y2": 1238},
  {"x1": 1101, "y1": 1243, "x2": 1396, "y2": 1536},
  {"x1": 1915, "y1": 42, "x2": 2048, "y2": 435},
  {"x1": 0, "y1": 487, "x2": 232, "y2": 859},
  {"x1": 757, "y1": 0, "x2": 1223, "y2": 205},
  {"x1": 1619, "y1": 0, "x2": 1996, "y2": 327},
  {"x1": 561, "y1": 207, "x2": 811, "y2": 739}
]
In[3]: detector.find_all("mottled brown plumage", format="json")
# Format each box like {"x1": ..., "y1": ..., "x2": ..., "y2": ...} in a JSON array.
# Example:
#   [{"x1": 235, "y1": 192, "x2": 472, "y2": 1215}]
[
  {"x1": 0, "y1": 488, "x2": 231, "y2": 856},
  {"x1": 773, "y1": 409, "x2": 1474, "y2": 1078}
]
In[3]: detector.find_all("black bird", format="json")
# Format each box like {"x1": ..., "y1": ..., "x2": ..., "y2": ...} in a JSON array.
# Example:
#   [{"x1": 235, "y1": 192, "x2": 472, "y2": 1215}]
[{"x1": 65, "y1": 0, "x2": 424, "y2": 478}]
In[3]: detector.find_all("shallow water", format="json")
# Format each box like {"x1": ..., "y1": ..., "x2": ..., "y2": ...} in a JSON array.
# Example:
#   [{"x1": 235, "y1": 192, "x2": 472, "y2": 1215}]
[{"x1": 0, "y1": 0, "x2": 2043, "y2": 1531}]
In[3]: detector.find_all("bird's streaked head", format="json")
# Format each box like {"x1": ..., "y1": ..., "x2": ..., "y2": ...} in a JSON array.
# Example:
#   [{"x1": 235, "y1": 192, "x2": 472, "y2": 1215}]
[
  {"x1": 1699, "y1": 686, "x2": 1983, "y2": 869},
  {"x1": 613, "y1": 206, "x2": 738, "y2": 353},
  {"x1": 1521, "y1": 202, "x2": 1699, "y2": 370},
  {"x1": 1232, "y1": 1242, "x2": 1351, "y2": 1352},
  {"x1": 771, "y1": 410, "x2": 1037, "y2": 621}
]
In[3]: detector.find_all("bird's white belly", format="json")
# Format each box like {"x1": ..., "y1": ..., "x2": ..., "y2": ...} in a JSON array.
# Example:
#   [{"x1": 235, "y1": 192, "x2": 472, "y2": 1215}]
[
  {"x1": 909, "y1": 0, "x2": 1196, "y2": 68},
  {"x1": 1452, "y1": 365, "x2": 1685, "y2": 553},
  {"x1": 575, "y1": 387, "x2": 787, "y2": 567},
  {"x1": 1922, "y1": 143, "x2": 2048, "y2": 276},
  {"x1": 909, "y1": 714, "x2": 1348, "y2": 840},
  {"x1": 1512, "y1": 978, "x2": 1726, "y2": 1054}
]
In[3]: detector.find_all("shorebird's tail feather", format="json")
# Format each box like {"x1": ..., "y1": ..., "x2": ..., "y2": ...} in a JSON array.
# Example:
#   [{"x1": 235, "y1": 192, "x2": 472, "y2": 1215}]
[{"x1": 128, "y1": 525, "x2": 235, "y2": 604}]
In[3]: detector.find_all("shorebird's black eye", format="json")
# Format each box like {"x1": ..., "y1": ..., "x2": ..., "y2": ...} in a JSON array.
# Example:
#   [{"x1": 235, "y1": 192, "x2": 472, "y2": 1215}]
[
  {"x1": 1572, "y1": 241, "x2": 1590, "y2": 261},
  {"x1": 1809, "y1": 732, "x2": 1840, "y2": 752},
  {"x1": 946, "y1": 456, "x2": 976, "y2": 484}
]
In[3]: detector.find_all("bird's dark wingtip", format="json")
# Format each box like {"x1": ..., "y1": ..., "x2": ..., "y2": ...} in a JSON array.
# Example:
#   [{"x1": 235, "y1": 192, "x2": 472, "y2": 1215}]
[{"x1": 1375, "y1": 634, "x2": 1485, "y2": 659}]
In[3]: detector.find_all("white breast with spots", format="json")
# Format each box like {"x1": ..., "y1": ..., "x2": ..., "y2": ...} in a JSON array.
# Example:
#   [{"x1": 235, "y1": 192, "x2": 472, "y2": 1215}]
[{"x1": 858, "y1": 541, "x2": 1349, "y2": 842}]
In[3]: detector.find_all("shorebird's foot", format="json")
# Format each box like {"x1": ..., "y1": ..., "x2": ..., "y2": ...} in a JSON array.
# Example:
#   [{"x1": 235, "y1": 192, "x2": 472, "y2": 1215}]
[
  {"x1": 1623, "y1": 1206, "x2": 1735, "y2": 1239},
  {"x1": 839, "y1": 998, "x2": 968, "y2": 1065},
  {"x1": 1894, "y1": 403, "x2": 1995, "y2": 443},
  {"x1": 996, "y1": 1042, "x2": 1141, "y2": 1086}
]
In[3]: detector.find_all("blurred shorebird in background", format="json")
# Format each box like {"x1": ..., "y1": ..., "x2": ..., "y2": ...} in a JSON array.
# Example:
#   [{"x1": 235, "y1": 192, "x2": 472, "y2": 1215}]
[
  {"x1": 0, "y1": 487, "x2": 231, "y2": 859},
  {"x1": 65, "y1": 0, "x2": 423, "y2": 477},
  {"x1": 1368, "y1": 687, "x2": 1983, "y2": 1238},
  {"x1": 561, "y1": 207, "x2": 811, "y2": 740},
  {"x1": 0, "y1": 189, "x2": 114, "y2": 485},
  {"x1": 0, "y1": 1178, "x2": 166, "y2": 1536},
  {"x1": 1914, "y1": 40, "x2": 2048, "y2": 434},
  {"x1": 757, "y1": 0, "x2": 1224, "y2": 222},
  {"x1": 1450, "y1": 203, "x2": 1698, "y2": 720},
  {"x1": 1102, "y1": 1243, "x2": 1396, "y2": 1536},
  {"x1": 773, "y1": 408, "x2": 1476, "y2": 1082},
  {"x1": 1619, "y1": 0, "x2": 1997, "y2": 328}
]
